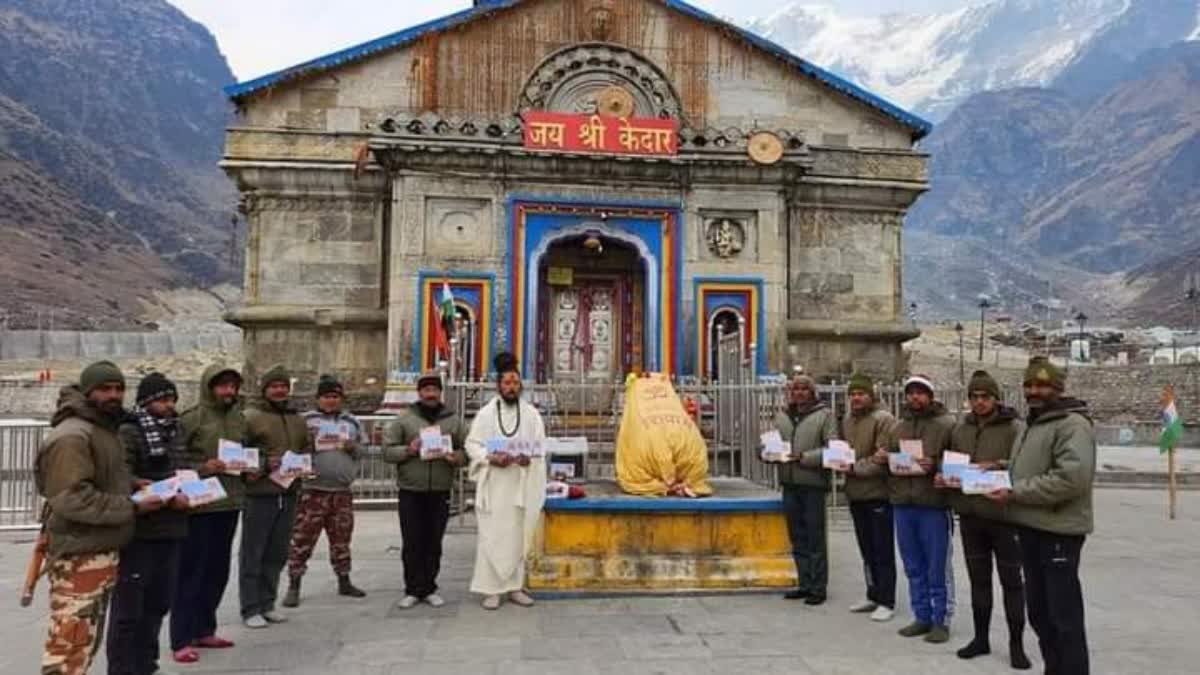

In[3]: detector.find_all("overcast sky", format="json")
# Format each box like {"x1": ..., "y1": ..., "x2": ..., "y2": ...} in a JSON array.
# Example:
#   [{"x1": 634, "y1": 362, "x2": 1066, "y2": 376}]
[{"x1": 168, "y1": 0, "x2": 974, "y2": 81}]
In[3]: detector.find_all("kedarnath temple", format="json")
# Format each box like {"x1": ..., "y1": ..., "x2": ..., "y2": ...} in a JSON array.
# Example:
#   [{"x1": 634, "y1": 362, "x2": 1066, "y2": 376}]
[{"x1": 221, "y1": 0, "x2": 931, "y2": 398}]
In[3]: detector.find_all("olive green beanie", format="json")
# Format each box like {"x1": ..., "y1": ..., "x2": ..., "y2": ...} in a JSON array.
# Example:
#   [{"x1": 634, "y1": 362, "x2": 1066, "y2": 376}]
[
  {"x1": 259, "y1": 364, "x2": 292, "y2": 393},
  {"x1": 1023, "y1": 356, "x2": 1065, "y2": 391},
  {"x1": 80, "y1": 361, "x2": 125, "y2": 395},
  {"x1": 847, "y1": 373, "x2": 874, "y2": 394},
  {"x1": 968, "y1": 369, "x2": 1001, "y2": 398}
]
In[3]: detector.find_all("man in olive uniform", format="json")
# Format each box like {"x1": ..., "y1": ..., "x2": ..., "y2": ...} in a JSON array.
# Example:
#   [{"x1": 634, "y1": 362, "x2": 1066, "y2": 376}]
[
  {"x1": 767, "y1": 373, "x2": 837, "y2": 604},
  {"x1": 988, "y1": 357, "x2": 1096, "y2": 675},
  {"x1": 840, "y1": 373, "x2": 899, "y2": 623},
  {"x1": 36, "y1": 362, "x2": 163, "y2": 675},
  {"x1": 878, "y1": 375, "x2": 956, "y2": 644},
  {"x1": 240, "y1": 365, "x2": 312, "y2": 628},
  {"x1": 383, "y1": 371, "x2": 467, "y2": 609},
  {"x1": 943, "y1": 370, "x2": 1030, "y2": 669}
]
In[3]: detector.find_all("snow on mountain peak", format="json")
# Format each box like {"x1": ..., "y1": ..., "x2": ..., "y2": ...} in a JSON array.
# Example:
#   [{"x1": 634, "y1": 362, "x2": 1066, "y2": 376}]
[{"x1": 744, "y1": 0, "x2": 1182, "y2": 120}]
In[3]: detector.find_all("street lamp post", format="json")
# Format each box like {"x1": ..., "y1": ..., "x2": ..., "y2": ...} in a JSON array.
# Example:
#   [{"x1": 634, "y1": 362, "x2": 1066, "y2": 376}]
[
  {"x1": 977, "y1": 298, "x2": 991, "y2": 362},
  {"x1": 1186, "y1": 286, "x2": 1199, "y2": 335},
  {"x1": 955, "y1": 322, "x2": 965, "y2": 385},
  {"x1": 1075, "y1": 311, "x2": 1088, "y2": 363}
]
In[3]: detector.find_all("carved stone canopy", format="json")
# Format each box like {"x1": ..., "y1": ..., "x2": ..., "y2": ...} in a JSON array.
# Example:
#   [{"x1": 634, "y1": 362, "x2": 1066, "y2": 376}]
[{"x1": 518, "y1": 42, "x2": 684, "y2": 120}]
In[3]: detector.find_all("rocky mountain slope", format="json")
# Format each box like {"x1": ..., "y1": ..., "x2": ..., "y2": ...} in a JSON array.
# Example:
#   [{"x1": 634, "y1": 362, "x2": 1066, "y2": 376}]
[
  {"x1": 0, "y1": 0, "x2": 237, "y2": 329},
  {"x1": 904, "y1": 40, "x2": 1200, "y2": 320}
]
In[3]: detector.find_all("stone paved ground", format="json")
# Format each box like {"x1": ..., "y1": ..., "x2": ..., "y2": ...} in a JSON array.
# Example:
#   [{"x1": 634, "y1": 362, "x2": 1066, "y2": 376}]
[{"x1": 2, "y1": 489, "x2": 1198, "y2": 674}]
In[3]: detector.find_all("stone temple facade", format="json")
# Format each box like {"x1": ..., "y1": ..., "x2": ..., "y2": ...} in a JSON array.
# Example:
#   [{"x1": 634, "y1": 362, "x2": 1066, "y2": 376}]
[{"x1": 221, "y1": 0, "x2": 930, "y2": 400}]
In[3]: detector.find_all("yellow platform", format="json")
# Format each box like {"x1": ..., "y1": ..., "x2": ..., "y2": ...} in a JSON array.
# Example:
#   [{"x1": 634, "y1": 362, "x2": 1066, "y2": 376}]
[{"x1": 527, "y1": 478, "x2": 797, "y2": 594}]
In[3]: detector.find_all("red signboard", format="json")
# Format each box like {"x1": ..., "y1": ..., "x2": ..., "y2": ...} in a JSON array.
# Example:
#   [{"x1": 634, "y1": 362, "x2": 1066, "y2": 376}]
[{"x1": 523, "y1": 111, "x2": 679, "y2": 156}]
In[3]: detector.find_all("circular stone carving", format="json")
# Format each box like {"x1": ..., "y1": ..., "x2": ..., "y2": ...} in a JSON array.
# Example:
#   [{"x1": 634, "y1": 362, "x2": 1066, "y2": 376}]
[
  {"x1": 748, "y1": 132, "x2": 784, "y2": 165},
  {"x1": 518, "y1": 43, "x2": 684, "y2": 120},
  {"x1": 596, "y1": 86, "x2": 636, "y2": 118}
]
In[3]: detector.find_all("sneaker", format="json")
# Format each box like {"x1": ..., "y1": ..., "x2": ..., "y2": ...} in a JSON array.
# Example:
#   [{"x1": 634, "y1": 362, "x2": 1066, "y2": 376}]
[
  {"x1": 849, "y1": 600, "x2": 878, "y2": 613},
  {"x1": 261, "y1": 610, "x2": 288, "y2": 624},
  {"x1": 243, "y1": 615, "x2": 268, "y2": 629},
  {"x1": 924, "y1": 625, "x2": 951, "y2": 644},
  {"x1": 424, "y1": 593, "x2": 446, "y2": 608},
  {"x1": 898, "y1": 621, "x2": 932, "y2": 638},
  {"x1": 870, "y1": 606, "x2": 895, "y2": 622},
  {"x1": 395, "y1": 595, "x2": 420, "y2": 609},
  {"x1": 508, "y1": 590, "x2": 535, "y2": 607},
  {"x1": 481, "y1": 594, "x2": 501, "y2": 610}
]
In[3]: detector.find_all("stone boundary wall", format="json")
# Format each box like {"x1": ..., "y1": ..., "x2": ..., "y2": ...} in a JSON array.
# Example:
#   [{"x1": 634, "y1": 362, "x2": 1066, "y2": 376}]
[
  {"x1": 0, "y1": 330, "x2": 241, "y2": 362},
  {"x1": 0, "y1": 380, "x2": 203, "y2": 418}
]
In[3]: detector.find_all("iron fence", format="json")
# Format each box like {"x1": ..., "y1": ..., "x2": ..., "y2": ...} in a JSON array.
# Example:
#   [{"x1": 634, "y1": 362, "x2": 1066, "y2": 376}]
[{"x1": 0, "y1": 422, "x2": 47, "y2": 530}]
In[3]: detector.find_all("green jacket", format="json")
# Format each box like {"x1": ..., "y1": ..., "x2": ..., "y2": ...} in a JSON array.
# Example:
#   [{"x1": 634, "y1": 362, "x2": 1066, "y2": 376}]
[
  {"x1": 949, "y1": 406, "x2": 1024, "y2": 521},
  {"x1": 1008, "y1": 398, "x2": 1096, "y2": 535},
  {"x1": 244, "y1": 401, "x2": 313, "y2": 497},
  {"x1": 382, "y1": 404, "x2": 467, "y2": 493},
  {"x1": 842, "y1": 406, "x2": 896, "y2": 502},
  {"x1": 887, "y1": 402, "x2": 956, "y2": 508},
  {"x1": 770, "y1": 403, "x2": 837, "y2": 489},
  {"x1": 180, "y1": 364, "x2": 247, "y2": 512},
  {"x1": 36, "y1": 388, "x2": 136, "y2": 557}
]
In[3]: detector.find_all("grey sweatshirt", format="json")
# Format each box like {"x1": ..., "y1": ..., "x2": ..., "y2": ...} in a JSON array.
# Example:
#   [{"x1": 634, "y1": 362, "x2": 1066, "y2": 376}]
[{"x1": 302, "y1": 410, "x2": 363, "y2": 492}]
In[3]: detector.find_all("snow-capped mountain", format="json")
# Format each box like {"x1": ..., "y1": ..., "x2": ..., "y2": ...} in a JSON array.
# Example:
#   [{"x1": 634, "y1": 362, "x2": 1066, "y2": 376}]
[{"x1": 747, "y1": 0, "x2": 1199, "y2": 120}]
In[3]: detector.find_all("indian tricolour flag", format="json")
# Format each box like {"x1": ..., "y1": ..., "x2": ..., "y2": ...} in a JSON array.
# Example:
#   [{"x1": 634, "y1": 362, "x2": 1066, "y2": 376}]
[
  {"x1": 1160, "y1": 385, "x2": 1184, "y2": 454},
  {"x1": 433, "y1": 281, "x2": 455, "y2": 358}
]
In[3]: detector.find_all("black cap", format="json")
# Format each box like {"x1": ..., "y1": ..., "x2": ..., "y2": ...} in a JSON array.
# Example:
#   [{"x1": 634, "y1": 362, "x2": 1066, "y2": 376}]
[
  {"x1": 136, "y1": 372, "x2": 177, "y2": 407},
  {"x1": 317, "y1": 375, "x2": 344, "y2": 397}
]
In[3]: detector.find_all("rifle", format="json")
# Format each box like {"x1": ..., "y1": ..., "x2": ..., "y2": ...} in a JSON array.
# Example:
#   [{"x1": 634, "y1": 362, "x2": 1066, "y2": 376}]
[{"x1": 20, "y1": 527, "x2": 48, "y2": 607}]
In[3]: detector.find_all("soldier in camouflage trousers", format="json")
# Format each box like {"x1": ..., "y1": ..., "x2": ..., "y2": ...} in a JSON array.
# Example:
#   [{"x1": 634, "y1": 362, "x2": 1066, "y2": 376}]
[
  {"x1": 36, "y1": 363, "x2": 164, "y2": 675},
  {"x1": 282, "y1": 375, "x2": 366, "y2": 607}
]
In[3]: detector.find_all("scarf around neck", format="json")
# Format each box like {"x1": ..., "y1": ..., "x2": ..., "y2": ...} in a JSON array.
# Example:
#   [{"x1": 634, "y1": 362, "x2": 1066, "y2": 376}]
[{"x1": 134, "y1": 406, "x2": 180, "y2": 457}]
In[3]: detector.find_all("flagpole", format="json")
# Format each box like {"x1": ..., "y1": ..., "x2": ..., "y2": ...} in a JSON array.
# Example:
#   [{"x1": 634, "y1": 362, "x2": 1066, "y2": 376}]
[{"x1": 1169, "y1": 445, "x2": 1177, "y2": 521}]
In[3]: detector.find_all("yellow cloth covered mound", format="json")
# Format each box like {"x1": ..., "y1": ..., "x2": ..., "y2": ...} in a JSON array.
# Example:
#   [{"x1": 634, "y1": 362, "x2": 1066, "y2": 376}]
[{"x1": 615, "y1": 373, "x2": 713, "y2": 497}]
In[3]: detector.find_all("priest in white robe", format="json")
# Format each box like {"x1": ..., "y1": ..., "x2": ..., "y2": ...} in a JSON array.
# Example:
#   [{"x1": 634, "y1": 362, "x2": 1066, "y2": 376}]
[{"x1": 465, "y1": 352, "x2": 547, "y2": 610}]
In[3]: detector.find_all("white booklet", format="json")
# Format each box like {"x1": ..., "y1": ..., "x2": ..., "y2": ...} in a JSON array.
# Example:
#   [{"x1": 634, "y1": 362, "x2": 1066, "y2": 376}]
[
  {"x1": 132, "y1": 476, "x2": 182, "y2": 503},
  {"x1": 420, "y1": 426, "x2": 446, "y2": 459},
  {"x1": 889, "y1": 451, "x2": 925, "y2": 476},
  {"x1": 822, "y1": 440, "x2": 855, "y2": 471},
  {"x1": 315, "y1": 421, "x2": 349, "y2": 452},
  {"x1": 941, "y1": 451, "x2": 972, "y2": 484},
  {"x1": 961, "y1": 469, "x2": 1012, "y2": 495},
  {"x1": 760, "y1": 430, "x2": 790, "y2": 463},
  {"x1": 180, "y1": 477, "x2": 227, "y2": 507},
  {"x1": 218, "y1": 439, "x2": 259, "y2": 475}
]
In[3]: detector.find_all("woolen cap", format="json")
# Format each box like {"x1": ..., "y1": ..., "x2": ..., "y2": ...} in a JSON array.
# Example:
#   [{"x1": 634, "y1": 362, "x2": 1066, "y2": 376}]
[
  {"x1": 847, "y1": 373, "x2": 874, "y2": 394},
  {"x1": 136, "y1": 372, "x2": 177, "y2": 406},
  {"x1": 317, "y1": 374, "x2": 344, "y2": 397},
  {"x1": 1024, "y1": 356, "x2": 1065, "y2": 391},
  {"x1": 968, "y1": 369, "x2": 1001, "y2": 398},
  {"x1": 80, "y1": 361, "x2": 125, "y2": 395},
  {"x1": 259, "y1": 364, "x2": 291, "y2": 392},
  {"x1": 416, "y1": 371, "x2": 443, "y2": 390},
  {"x1": 903, "y1": 374, "x2": 936, "y2": 396}
]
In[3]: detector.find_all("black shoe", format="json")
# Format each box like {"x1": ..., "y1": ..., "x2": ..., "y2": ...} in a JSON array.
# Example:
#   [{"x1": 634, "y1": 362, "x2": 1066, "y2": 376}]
[
  {"x1": 956, "y1": 639, "x2": 990, "y2": 659},
  {"x1": 1010, "y1": 639, "x2": 1032, "y2": 670},
  {"x1": 803, "y1": 594, "x2": 826, "y2": 606},
  {"x1": 783, "y1": 589, "x2": 810, "y2": 600},
  {"x1": 281, "y1": 577, "x2": 301, "y2": 608},
  {"x1": 337, "y1": 575, "x2": 366, "y2": 598}
]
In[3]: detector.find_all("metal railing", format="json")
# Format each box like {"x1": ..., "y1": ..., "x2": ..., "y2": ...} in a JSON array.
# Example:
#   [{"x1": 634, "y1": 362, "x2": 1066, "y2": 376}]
[
  {"x1": 0, "y1": 422, "x2": 47, "y2": 530},
  {"x1": 0, "y1": 382, "x2": 1023, "y2": 530}
]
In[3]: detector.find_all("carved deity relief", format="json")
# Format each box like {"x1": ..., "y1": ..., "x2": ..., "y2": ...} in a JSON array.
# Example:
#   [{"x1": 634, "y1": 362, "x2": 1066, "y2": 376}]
[{"x1": 705, "y1": 218, "x2": 746, "y2": 258}]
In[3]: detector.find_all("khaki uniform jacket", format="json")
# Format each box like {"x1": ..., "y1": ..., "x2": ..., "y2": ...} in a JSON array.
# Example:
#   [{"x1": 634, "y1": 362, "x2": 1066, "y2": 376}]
[
  {"x1": 770, "y1": 403, "x2": 837, "y2": 489},
  {"x1": 949, "y1": 407, "x2": 1024, "y2": 521},
  {"x1": 36, "y1": 390, "x2": 136, "y2": 557},
  {"x1": 244, "y1": 402, "x2": 313, "y2": 497},
  {"x1": 180, "y1": 364, "x2": 247, "y2": 512},
  {"x1": 842, "y1": 406, "x2": 897, "y2": 502},
  {"x1": 887, "y1": 402, "x2": 956, "y2": 508},
  {"x1": 1008, "y1": 399, "x2": 1096, "y2": 535},
  {"x1": 382, "y1": 405, "x2": 468, "y2": 493}
]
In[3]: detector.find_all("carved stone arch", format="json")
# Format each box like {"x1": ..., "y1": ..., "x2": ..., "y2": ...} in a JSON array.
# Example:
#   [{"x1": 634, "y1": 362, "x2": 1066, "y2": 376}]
[{"x1": 518, "y1": 42, "x2": 684, "y2": 120}]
